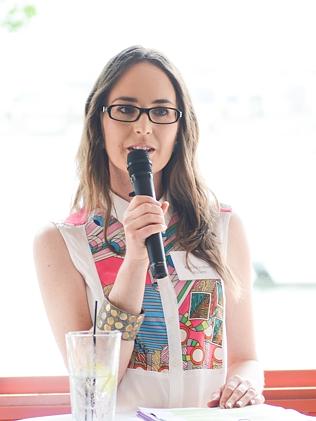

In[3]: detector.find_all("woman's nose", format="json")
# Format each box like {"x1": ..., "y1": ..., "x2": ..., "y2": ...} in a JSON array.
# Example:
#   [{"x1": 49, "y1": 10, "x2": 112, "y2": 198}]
[{"x1": 133, "y1": 113, "x2": 152, "y2": 135}]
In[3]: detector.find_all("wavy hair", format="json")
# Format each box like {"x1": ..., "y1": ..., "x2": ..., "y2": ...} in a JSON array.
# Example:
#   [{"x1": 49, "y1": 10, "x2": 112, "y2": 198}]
[{"x1": 73, "y1": 45, "x2": 238, "y2": 294}]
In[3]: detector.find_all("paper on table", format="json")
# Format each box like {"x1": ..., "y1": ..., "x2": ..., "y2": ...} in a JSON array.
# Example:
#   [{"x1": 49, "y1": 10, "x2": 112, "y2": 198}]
[
  {"x1": 136, "y1": 404, "x2": 315, "y2": 421},
  {"x1": 136, "y1": 407, "x2": 239, "y2": 420}
]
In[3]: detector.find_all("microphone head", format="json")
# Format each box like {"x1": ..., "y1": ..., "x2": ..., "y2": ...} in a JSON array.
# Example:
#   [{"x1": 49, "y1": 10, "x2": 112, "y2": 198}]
[{"x1": 127, "y1": 149, "x2": 152, "y2": 178}]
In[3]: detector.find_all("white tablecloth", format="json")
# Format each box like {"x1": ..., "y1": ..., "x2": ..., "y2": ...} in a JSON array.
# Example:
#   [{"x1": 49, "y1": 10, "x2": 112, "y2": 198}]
[{"x1": 21, "y1": 404, "x2": 315, "y2": 420}]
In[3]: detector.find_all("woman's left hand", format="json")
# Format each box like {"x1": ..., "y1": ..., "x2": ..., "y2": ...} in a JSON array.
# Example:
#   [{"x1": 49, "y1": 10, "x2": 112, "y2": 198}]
[{"x1": 207, "y1": 375, "x2": 265, "y2": 409}]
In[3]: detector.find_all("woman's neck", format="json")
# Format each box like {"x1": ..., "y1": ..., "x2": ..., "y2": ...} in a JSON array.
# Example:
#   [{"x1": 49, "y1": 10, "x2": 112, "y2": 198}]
[{"x1": 110, "y1": 172, "x2": 163, "y2": 202}]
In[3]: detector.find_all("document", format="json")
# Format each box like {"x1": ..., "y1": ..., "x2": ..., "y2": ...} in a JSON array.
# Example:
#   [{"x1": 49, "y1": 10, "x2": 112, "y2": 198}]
[{"x1": 136, "y1": 404, "x2": 315, "y2": 420}]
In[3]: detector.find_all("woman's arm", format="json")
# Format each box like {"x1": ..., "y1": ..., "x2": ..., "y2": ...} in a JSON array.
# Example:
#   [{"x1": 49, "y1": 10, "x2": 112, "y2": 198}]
[
  {"x1": 33, "y1": 224, "x2": 147, "y2": 382},
  {"x1": 33, "y1": 225, "x2": 92, "y2": 365},
  {"x1": 208, "y1": 212, "x2": 264, "y2": 408}
]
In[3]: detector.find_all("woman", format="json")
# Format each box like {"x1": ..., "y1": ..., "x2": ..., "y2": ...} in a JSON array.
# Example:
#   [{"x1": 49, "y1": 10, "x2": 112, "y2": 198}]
[{"x1": 34, "y1": 45, "x2": 264, "y2": 410}]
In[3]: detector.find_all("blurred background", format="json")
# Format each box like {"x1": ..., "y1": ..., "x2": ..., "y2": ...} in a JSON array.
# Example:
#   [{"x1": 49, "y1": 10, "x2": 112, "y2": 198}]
[{"x1": 0, "y1": 0, "x2": 315, "y2": 375}]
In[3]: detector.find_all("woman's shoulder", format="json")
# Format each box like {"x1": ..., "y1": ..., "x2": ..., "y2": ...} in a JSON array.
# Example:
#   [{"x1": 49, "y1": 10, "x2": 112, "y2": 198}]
[
  {"x1": 33, "y1": 209, "x2": 89, "y2": 246},
  {"x1": 216, "y1": 203, "x2": 233, "y2": 230},
  {"x1": 33, "y1": 222, "x2": 66, "y2": 243},
  {"x1": 33, "y1": 223, "x2": 87, "y2": 307},
  {"x1": 218, "y1": 204, "x2": 246, "y2": 234},
  {"x1": 33, "y1": 223, "x2": 68, "y2": 262}
]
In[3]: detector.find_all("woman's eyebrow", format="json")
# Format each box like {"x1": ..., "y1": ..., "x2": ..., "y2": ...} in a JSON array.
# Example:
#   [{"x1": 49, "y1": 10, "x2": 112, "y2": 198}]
[
  {"x1": 112, "y1": 96, "x2": 138, "y2": 103},
  {"x1": 152, "y1": 98, "x2": 174, "y2": 105},
  {"x1": 111, "y1": 96, "x2": 174, "y2": 105}
]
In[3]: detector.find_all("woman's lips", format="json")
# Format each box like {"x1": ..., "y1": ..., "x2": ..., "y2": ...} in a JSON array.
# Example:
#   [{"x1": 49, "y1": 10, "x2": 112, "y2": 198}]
[{"x1": 127, "y1": 146, "x2": 155, "y2": 153}]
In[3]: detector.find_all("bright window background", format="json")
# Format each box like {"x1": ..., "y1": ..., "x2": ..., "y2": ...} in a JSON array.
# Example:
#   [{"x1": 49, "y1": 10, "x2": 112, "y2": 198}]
[{"x1": 0, "y1": 0, "x2": 315, "y2": 376}]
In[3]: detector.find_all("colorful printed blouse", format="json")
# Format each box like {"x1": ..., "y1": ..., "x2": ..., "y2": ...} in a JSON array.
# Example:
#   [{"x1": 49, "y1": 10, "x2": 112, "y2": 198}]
[{"x1": 58, "y1": 193, "x2": 232, "y2": 410}]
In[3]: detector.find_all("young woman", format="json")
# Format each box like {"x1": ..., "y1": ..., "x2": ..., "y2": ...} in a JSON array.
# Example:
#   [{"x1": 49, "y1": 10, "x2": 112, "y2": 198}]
[{"x1": 34, "y1": 45, "x2": 264, "y2": 411}]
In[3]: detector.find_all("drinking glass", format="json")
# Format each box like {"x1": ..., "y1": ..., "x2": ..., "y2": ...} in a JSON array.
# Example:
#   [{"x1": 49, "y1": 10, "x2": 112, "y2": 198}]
[{"x1": 66, "y1": 330, "x2": 121, "y2": 421}]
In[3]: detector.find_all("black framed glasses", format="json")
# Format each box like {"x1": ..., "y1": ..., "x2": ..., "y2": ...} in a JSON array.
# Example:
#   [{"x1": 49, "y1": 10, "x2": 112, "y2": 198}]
[{"x1": 102, "y1": 104, "x2": 183, "y2": 124}]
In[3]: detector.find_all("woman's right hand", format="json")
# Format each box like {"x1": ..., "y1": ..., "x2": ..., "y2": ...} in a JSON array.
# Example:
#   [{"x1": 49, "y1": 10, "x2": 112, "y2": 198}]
[{"x1": 122, "y1": 195, "x2": 169, "y2": 264}]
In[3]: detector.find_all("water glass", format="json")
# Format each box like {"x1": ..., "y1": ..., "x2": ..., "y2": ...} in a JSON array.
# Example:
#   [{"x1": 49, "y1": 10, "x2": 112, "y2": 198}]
[{"x1": 66, "y1": 330, "x2": 121, "y2": 421}]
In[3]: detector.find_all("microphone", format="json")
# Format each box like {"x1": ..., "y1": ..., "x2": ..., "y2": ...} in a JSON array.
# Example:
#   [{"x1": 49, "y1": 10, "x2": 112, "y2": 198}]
[{"x1": 127, "y1": 149, "x2": 168, "y2": 279}]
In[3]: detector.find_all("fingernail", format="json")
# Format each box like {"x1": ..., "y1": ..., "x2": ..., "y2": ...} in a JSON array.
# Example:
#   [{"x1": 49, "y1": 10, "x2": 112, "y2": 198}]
[
  {"x1": 236, "y1": 400, "x2": 242, "y2": 407},
  {"x1": 226, "y1": 402, "x2": 232, "y2": 409}
]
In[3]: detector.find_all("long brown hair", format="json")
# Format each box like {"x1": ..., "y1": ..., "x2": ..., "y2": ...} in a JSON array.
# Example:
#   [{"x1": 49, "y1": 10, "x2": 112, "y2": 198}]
[{"x1": 73, "y1": 45, "x2": 238, "y2": 293}]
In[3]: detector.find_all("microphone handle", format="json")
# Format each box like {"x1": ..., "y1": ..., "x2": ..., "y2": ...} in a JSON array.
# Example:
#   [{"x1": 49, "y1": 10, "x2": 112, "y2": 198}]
[
  {"x1": 131, "y1": 171, "x2": 156, "y2": 198},
  {"x1": 131, "y1": 172, "x2": 168, "y2": 279}
]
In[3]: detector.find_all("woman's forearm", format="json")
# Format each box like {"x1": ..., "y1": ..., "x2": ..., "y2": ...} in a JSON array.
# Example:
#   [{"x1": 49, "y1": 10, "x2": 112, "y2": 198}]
[
  {"x1": 108, "y1": 256, "x2": 148, "y2": 314},
  {"x1": 107, "y1": 257, "x2": 149, "y2": 382}
]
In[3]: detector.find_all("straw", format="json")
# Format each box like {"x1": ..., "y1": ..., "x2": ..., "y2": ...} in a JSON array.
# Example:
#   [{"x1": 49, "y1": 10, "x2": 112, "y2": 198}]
[
  {"x1": 89, "y1": 300, "x2": 98, "y2": 421},
  {"x1": 93, "y1": 300, "x2": 98, "y2": 345}
]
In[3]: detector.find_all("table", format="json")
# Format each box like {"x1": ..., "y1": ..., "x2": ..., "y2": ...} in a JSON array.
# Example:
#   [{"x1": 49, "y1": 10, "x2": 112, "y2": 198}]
[{"x1": 20, "y1": 404, "x2": 315, "y2": 420}]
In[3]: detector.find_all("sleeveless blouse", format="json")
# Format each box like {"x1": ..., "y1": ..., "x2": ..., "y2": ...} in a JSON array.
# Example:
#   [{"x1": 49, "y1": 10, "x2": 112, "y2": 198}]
[{"x1": 56, "y1": 193, "x2": 232, "y2": 410}]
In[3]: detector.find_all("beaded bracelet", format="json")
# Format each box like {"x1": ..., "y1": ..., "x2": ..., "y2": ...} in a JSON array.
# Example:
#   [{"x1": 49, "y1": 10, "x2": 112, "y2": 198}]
[{"x1": 97, "y1": 296, "x2": 145, "y2": 341}]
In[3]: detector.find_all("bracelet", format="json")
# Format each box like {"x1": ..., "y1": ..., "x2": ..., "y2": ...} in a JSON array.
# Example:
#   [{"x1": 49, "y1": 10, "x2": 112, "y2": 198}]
[{"x1": 97, "y1": 296, "x2": 145, "y2": 341}]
